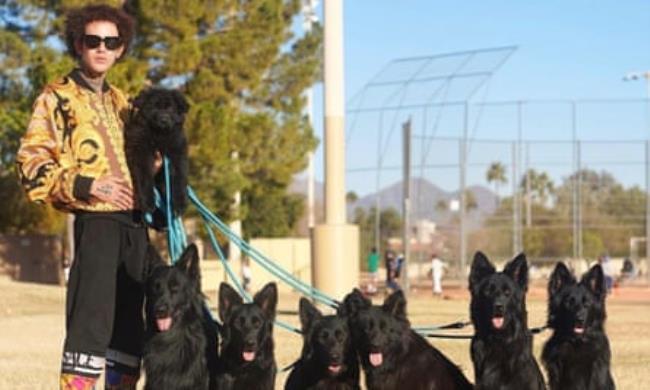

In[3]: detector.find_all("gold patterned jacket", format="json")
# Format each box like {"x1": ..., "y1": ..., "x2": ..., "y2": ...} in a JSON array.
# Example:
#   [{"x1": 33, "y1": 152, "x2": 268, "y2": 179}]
[{"x1": 16, "y1": 69, "x2": 134, "y2": 212}]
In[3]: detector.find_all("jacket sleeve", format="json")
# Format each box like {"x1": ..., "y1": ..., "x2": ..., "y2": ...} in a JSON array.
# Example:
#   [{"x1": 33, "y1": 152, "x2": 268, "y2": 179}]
[{"x1": 15, "y1": 91, "x2": 94, "y2": 208}]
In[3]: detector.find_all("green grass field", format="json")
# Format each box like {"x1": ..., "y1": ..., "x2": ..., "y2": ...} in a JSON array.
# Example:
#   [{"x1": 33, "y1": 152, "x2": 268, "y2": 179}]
[{"x1": 0, "y1": 275, "x2": 648, "y2": 389}]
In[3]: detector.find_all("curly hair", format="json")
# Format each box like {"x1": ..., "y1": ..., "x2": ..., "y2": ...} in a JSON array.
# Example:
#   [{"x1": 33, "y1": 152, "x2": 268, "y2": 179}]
[{"x1": 64, "y1": 4, "x2": 135, "y2": 61}]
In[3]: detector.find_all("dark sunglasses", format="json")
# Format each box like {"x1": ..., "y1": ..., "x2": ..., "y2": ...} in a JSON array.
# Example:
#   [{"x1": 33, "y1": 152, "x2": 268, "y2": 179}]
[{"x1": 82, "y1": 34, "x2": 123, "y2": 50}]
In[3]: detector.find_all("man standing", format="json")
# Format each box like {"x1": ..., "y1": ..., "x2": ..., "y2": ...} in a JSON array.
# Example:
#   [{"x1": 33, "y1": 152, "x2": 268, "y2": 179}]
[
  {"x1": 431, "y1": 253, "x2": 447, "y2": 296},
  {"x1": 366, "y1": 247, "x2": 379, "y2": 294},
  {"x1": 16, "y1": 5, "x2": 144, "y2": 389}
]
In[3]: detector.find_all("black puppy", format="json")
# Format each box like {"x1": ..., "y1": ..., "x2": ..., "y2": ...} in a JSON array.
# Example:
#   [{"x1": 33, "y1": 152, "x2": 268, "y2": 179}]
[
  {"x1": 217, "y1": 282, "x2": 278, "y2": 390},
  {"x1": 143, "y1": 243, "x2": 219, "y2": 390},
  {"x1": 125, "y1": 87, "x2": 189, "y2": 215},
  {"x1": 542, "y1": 263, "x2": 615, "y2": 389},
  {"x1": 342, "y1": 289, "x2": 473, "y2": 390},
  {"x1": 285, "y1": 298, "x2": 360, "y2": 390},
  {"x1": 469, "y1": 252, "x2": 545, "y2": 390}
]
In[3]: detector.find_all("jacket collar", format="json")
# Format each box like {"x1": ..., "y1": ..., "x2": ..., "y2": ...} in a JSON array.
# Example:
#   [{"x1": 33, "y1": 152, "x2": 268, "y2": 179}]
[{"x1": 68, "y1": 68, "x2": 111, "y2": 94}]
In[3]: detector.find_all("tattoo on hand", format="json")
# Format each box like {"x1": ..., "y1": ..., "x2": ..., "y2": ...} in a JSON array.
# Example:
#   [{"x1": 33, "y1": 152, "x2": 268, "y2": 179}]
[{"x1": 98, "y1": 184, "x2": 112, "y2": 196}]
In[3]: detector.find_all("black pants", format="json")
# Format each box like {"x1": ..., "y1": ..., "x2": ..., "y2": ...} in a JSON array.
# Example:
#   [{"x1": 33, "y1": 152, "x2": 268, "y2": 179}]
[{"x1": 62, "y1": 211, "x2": 148, "y2": 378}]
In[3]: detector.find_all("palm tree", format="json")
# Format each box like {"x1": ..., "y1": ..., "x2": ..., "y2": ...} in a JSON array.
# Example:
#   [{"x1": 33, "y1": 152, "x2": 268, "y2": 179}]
[
  {"x1": 464, "y1": 190, "x2": 478, "y2": 211},
  {"x1": 435, "y1": 199, "x2": 449, "y2": 212},
  {"x1": 346, "y1": 191, "x2": 359, "y2": 204},
  {"x1": 521, "y1": 169, "x2": 555, "y2": 205},
  {"x1": 486, "y1": 162, "x2": 507, "y2": 207}
]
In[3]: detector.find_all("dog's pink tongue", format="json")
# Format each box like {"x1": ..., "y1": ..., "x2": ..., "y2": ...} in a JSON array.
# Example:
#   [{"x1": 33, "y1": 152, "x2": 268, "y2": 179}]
[
  {"x1": 492, "y1": 317, "x2": 504, "y2": 329},
  {"x1": 242, "y1": 351, "x2": 256, "y2": 362},
  {"x1": 328, "y1": 364, "x2": 342, "y2": 374},
  {"x1": 156, "y1": 317, "x2": 172, "y2": 332},
  {"x1": 369, "y1": 352, "x2": 383, "y2": 367},
  {"x1": 574, "y1": 326, "x2": 585, "y2": 334}
]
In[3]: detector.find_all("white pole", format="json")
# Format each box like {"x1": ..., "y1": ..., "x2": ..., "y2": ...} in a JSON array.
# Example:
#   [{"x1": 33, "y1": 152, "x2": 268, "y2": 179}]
[
  {"x1": 312, "y1": 0, "x2": 359, "y2": 299},
  {"x1": 229, "y1": 151, "x2": 242, "y2": 278},
  {"x1": 302, "y1": 0, "x2": 318, "y2": 229}
]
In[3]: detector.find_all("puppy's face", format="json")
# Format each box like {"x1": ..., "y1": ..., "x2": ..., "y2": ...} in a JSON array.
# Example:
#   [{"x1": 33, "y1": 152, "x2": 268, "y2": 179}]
[
  {"x1": 342, "y1": 289, "x2": 409, "y2": 369},
  {"x1": 299, "y1": 298, "x2": 352, "y2": 376},
  {"x1": 219, "y1": 282, "x2": 277, "y2": 363},
  {"x1": 145, "y1": 244, "x2": 201, "y2": 333},
  {"x1": 133, "y1": 88, "x2": 189, "y2": 132},
  {"x1": 548, "y1": 263, "x2": 606, "y2": 337},
  {"x1": 469, "y1": 252, "x2": 528, "y2": 333}
]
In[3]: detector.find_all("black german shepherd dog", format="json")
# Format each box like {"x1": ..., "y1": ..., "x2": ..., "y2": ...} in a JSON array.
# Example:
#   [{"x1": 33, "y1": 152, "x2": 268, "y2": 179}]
[
  {"x1": 542, "y1": 262, "x2": 615, "y2": 389},
  {"x1": 469, "y1": 252, "x2": 545, "y2": 390},
  {"x1": 285, "y1": 298, "x2": 360, "y2": 390},
  {"x1": 143, "y1": 243, "x2": 219, "y2": 390},
  {"x1": 217, "y1": 282, "x2": 278, "y2": 390},
  {"x1": 341, "y1": 289, "x2": 473, "y2": 390}
]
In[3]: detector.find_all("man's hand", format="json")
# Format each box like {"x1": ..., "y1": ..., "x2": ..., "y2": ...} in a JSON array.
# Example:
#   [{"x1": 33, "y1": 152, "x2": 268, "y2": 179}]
[
  {"x1": 153, "y1": 151, "x2": 163, "y2": 174},
  {"x1": 90, "y1": 176, "x2": 134, "y2": 210}
]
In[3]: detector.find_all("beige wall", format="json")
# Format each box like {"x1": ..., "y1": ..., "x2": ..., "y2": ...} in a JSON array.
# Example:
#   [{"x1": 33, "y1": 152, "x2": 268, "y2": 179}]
[
  {"x1": 200, "y1": 237, "x2": 312, "y2": 296},
  {"x1": 0, "y1": 234, "x2": 63, "y2": 285}
]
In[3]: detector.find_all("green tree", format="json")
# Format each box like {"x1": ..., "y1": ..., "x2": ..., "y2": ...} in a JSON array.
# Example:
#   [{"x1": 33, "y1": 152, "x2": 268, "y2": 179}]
[
  {"x1": 346, "y1": 191, "x2": 359, "y2": 204},
  {"x1": 521, "y1": 169, "x2": 555, "y2": 205},
  {"x1": 1, "y1": 1, "x2": 320, "y2": 238},
  {"x1": 486, "y1": 161, "x2": 507, "y2": 207},
  {"x1": 464, "y1": 190, "x2": 478, "y2": 211}
]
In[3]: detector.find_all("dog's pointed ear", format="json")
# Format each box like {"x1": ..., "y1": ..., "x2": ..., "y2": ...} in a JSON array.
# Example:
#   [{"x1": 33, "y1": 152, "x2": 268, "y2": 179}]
[
  {"x1": 549, "y1": 262, "x2": 575, "y2": 297},
  {"x1": 339, "y1": 288, "x2": 371, "y2": 318},
  {"x1": 469, "y1": 251, "x2": 496, "y2": 293},
  {"x1": 172, "y1": 90, "x2": 189, "y2": 114},
  {"x1": 581, "y1": 264, "x2": 606, "y2": 301},
  {"x1": 175, "y1": 243, "x2": 200, "y2": 284},
  {"x1": 132, "y1": 89, "x2": 149, "y2": 109},
  {"x1": 253, "y1": 282, "x2": 278, "y2": 321},
  {"x1": 145, "y1": 244, "x2": 166, "y2": 280},
  {"x1": 504, "y1": 253, "x2": 529, "y2": 291},
  {"x1": 299, "y1": 298, "x2": 322, "y2": 332},
  {"x1": 219, "y1": 283, "x2": 243, "y2": 322},
  {"x1": 383, "y1": 290, "x2": 407, "y2": 322}
]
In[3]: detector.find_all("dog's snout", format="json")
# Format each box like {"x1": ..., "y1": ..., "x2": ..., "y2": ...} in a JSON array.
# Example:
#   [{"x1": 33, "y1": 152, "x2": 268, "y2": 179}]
[{"x1": 155, "y1": 304, "x2": 170, "y2": 317}]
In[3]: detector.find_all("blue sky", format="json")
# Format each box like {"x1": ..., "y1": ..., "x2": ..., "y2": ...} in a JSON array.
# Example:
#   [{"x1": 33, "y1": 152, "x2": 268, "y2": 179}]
[{"x1": 305, "y1": 1, "x2": 650, "y2": 197}]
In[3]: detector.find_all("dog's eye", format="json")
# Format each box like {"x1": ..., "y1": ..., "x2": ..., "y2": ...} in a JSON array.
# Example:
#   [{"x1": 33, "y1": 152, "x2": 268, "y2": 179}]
[
  {"x1": 503, "y1": 287, "x2": 511, "y2": 296},
  {"x1": 169, "y1": 281, "x2": 179, "y2": 294},
  {"x1": 321, "y1": 330, "x2": 330, "y2": 339},
  {"x1": 335, "y1": 330, "x2": 344, "y2": 341},
  {"x1": 251, "y1": 316, "x2": 261, "y2": 328}
]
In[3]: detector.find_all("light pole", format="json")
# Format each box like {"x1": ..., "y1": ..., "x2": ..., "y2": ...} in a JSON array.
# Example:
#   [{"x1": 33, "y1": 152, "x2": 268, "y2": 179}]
[
  {"x1": 302, "y1": 0, "x2": 318, "y2": 229},
  {"x1": 624, "y1": 71, "x2": 650, "y2": 279},
  {"x1": 312, "y1": 0, "x2": 360, "y2": 300}
]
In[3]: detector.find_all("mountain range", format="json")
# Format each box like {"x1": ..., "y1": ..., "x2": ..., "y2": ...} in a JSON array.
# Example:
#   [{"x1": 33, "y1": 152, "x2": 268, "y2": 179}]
[{"x1": 290, "y1": 177, "x2": 498, "y2": 230}]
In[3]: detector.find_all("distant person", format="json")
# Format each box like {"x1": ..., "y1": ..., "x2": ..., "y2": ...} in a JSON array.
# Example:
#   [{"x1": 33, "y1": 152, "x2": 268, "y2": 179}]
[
  {"x1": 395, "y1": 253, "x2": 405, "y2": 279},
  {"x1": 620, "y1": 257, "x2": 637, "y2": 282},
  {"x1": 431, "y1": 253, "x2": 447, "y2": 295},
  {"x1": 385, "y1": 249, "x2": 400, "y2": 291},
  {"x1": 366, "y1": 247, "x2": 379, "y2": 294}
]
